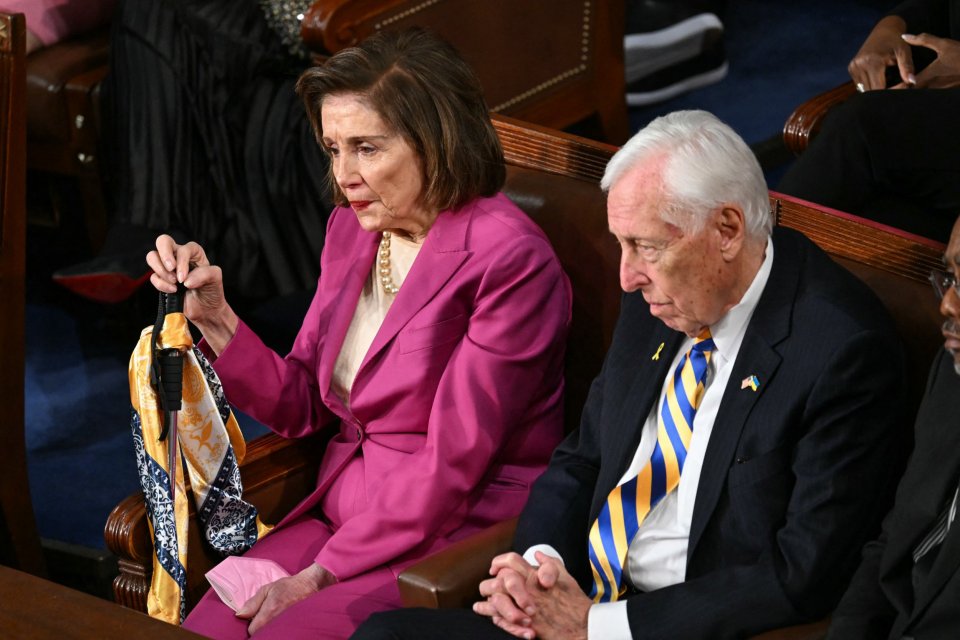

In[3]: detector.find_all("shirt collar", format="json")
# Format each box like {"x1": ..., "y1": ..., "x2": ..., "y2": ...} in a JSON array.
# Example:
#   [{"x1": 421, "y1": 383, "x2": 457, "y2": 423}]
[{"x1": 708, "y1": 236, "x2": 774, "y2": 364}]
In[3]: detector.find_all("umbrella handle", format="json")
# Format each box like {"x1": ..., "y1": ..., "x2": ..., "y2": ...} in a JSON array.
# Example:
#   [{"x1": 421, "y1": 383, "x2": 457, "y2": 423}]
[{"x1": 152, "y1": 285, "x2": 187, "y2": 441}]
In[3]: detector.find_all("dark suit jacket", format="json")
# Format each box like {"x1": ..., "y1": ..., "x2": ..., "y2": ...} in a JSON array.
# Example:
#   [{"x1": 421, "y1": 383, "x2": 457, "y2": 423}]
[
  {"x1": 828, "y1": 350, "x2": 960, "y2": 640},
  {"x1": 513, "y1": 227, "x2": 907, "y2": 639}
]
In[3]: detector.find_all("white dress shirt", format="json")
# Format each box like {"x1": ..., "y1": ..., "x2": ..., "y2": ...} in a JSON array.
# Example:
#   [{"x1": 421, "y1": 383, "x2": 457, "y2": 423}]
[{"x1": 524, "y1": 238, "x2": 773, "y2": 639}]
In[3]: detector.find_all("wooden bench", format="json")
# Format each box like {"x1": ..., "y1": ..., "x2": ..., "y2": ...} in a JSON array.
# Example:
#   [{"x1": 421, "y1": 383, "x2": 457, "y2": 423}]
[{"x1": 105, "y1": 115, "x2": 945, "y2": 639}]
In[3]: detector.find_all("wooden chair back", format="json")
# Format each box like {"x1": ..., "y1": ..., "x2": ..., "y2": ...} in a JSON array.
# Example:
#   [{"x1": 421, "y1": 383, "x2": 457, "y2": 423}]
[
  {"x1": 302, "y1": 0, "x2": 630, "y2": 143},
  {"x1": 0, "y1": 11, "x2": 46, "y2": 577}
]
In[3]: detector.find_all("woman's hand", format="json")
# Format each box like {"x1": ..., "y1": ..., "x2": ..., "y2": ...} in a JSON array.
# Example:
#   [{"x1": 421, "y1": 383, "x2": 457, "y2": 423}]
[
  {"x1": 900, "y1": 33, "x2": 960, "y2": 89},
  {"x1": 849, "y1": 15, "x2": 914, "y2": 90},
  {"x1": 236, "y1": 563, "x2": 336, "y2": 635},
  {"x1": 146, "y1": 234, "x2": 238, "y2": 354}
]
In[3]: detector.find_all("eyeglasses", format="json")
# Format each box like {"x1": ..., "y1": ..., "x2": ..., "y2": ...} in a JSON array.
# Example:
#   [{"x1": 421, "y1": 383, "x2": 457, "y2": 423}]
[{"x1": 929, "y1": 268, "x2": 960, "y2": 300}]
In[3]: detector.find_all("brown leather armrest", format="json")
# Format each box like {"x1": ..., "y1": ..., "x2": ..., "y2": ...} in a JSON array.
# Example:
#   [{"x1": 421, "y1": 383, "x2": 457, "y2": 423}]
[
  {"x1": 782, "y1": 82, "x2": 857, "y2": 156},
  {"x1": 397, "y1": 517, "x2": 518, "y2": 609}
]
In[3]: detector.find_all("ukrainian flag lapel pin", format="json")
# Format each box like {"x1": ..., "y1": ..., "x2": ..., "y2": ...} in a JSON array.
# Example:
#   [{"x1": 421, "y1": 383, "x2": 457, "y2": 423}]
[
  {"x1": 740, "y1": 375, "x2": 760, "y2": 392},
  {"x1": 652, "y1": 342, "x2": 665, "y2": 361}
]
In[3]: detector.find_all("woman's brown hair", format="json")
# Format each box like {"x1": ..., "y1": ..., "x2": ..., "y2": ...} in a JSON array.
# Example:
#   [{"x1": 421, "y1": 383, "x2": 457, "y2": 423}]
[{"x1": 296, "y1": 28, "x2": 505, "y2": 212}]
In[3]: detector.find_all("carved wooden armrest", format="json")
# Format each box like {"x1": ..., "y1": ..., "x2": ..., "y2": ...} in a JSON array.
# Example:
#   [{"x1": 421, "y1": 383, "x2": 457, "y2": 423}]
[
  {"x1": 104, "y1": 431, "x2": 324, "y2": 612},
  {"x1": 782, "y1": 82, "x2": 857, "y2": 156},
  {"x1": 397, "y1": 517, "x2": 517, "y2": 609}
]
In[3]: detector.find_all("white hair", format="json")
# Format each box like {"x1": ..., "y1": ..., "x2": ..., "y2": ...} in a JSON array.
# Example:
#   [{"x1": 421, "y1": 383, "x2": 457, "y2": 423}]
[{"x1": 601, "y1": 110, "x2": 772, "y2": 239}]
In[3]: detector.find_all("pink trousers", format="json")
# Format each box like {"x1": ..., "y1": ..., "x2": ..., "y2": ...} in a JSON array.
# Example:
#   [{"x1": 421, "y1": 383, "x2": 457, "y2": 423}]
[{"x1": 182, "y1": 516, "x2": 403, "y2": 639}]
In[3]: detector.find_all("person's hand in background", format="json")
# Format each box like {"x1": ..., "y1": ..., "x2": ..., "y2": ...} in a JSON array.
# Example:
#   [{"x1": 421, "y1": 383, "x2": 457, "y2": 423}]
[
  {"x1": 899, "y1": 32, "x2": 960, "y2": 89},
  {"x1": 849, "y1": 15, "x2": 915, "y2": 90}
]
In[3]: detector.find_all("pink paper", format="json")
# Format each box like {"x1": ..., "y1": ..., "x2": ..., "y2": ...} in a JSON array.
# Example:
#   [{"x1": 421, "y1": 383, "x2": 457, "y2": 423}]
[{"x1": 205, "y1": 556, "x2": 290, "y2": 611}]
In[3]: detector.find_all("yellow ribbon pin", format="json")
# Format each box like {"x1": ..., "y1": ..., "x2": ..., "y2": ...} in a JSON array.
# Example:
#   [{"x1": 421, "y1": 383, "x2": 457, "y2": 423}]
[{"x1": 652, "y1": 342, "x2": 665, "y2": 361}]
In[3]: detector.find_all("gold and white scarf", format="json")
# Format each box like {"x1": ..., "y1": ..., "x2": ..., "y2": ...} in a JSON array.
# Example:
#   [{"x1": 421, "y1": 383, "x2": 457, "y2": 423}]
[{"x1": 129, "y1": 312, "x2": 272, "y2": 624}]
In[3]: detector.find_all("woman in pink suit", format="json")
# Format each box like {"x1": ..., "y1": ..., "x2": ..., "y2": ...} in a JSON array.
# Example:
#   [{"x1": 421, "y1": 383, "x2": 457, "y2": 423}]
[{"x1": 146, "y1": 28, "x2": 571, "y2": 639}]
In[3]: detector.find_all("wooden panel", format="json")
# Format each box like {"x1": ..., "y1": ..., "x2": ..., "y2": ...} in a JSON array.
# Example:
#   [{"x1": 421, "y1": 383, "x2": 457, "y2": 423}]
[
  {"x1": 302, "y1": 0, "x2": 629, "y2": 142},
  {"x1": 0, "y1": 11, "x2": 46, "y2": 578},
  {"x1": 0, "y1": 566, "x2": 204, "y2": 638}
]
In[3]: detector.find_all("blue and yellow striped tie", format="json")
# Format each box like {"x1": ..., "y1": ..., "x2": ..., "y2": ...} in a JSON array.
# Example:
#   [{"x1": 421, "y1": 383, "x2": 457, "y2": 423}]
[{"x1": 587, "y1": 330, "x2": 715, "y2": 602}]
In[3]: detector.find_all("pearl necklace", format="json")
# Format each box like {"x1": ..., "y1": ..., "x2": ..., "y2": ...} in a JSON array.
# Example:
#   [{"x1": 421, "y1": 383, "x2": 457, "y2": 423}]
[{"x1": 378, "y1": 231, "x2": 400, "y2": 295}]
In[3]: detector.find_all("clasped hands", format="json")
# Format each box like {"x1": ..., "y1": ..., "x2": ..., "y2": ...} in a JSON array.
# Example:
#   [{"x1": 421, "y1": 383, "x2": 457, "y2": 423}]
[{"x1": 473, "y1": 551, "x2": 592, "y2": 640}]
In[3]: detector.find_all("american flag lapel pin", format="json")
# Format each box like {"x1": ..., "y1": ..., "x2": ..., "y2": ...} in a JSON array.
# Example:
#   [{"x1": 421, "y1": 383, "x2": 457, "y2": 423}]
[{"x1": 741, "y1": 375, "x2": 759, "y2": 391}]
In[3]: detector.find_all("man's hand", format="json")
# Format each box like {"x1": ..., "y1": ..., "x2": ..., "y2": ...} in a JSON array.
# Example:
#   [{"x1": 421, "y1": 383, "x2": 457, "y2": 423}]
[
  {"x1": 899, "y1": 33, "x2": 960, "y2": 89},
  {"x1": 473, "y1": 552, "x2": 592, "y2": 640},
  {"x1": 523, "y1": 552, "x2": 591, "y2": 640},
  {"x1": 474, "y1": 553, "x2": 540, "y2": 639},
  {"x1": 236, "y1": 563, "x2": 335, "y2": 635}
]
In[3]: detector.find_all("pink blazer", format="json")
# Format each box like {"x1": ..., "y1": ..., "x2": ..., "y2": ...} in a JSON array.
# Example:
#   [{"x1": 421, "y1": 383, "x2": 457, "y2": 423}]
[{"x1": 209, "y1": 193, "x2": 571, "y2": 582}]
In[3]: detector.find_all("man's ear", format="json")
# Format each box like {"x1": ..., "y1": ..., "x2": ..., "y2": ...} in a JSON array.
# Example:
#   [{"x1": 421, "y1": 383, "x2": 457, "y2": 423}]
[{"x1": 716, "y1": 205, "x2": 746, "y2": 261}]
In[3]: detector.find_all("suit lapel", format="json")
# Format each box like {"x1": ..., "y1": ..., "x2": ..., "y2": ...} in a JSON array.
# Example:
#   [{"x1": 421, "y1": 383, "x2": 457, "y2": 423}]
[
  {"x1": 904, "y1": 356, "x2": 960, "y2": 624},
  {"x1": 598, "y1": 323, "x2": 686, "y2": 509},
  {"x1": 316, "y1": 231, "x2": 379, "y2": 416},
  {"x1": 881, "y1": 354, "x2": 960, "y2": 622},
  {"x1": 910, "y1": 493, "x2": 960, "y2": 625},
  {"x1": 687, "y1": 229, "x2": 795, "y2": 556},
  {"x1": 355, "y1": 206, "x2": 471, "y2": 378}
]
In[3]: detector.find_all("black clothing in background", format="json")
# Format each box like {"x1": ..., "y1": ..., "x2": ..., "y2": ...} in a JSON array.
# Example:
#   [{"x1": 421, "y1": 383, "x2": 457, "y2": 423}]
[
  {"x1": 104, "y1": 0, "x2": 332, "y2": 300},
  {"x1": 776, "y1": 0, "x2": 960, "y2": 243},
  {"x1": 828, "y1": 351, "x2": 960, "y2": 640}
]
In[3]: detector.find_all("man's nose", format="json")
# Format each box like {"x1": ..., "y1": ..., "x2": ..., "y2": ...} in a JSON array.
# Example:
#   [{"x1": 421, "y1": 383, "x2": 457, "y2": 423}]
[
  {"x1": 620, "y1": 255, "x2": 648, "y2": 292},
  {"x1": 940, "y1": 285, "x2": 960, "y2": 322}
]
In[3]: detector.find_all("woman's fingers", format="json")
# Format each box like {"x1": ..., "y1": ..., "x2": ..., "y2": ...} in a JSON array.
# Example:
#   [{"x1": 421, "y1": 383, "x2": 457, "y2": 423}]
[
  {"x1": 152, "y1": 235, "x2": 209, "y2": 283},
  {"x1": 175, "y1": 241, "x2": 207, "y2": 283},
  {"x1": 153, "y1": 234, "x2": 179, "y2": 272},
  {"x1": 181, "y1": 264, "x2": 221, "y2": 291},
  {"x1": 146, "y1": 248, "x2": 178, "y2": 293},
  {"x1": 894, "y1": 40, "x2": 917, "y2": 85}
]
